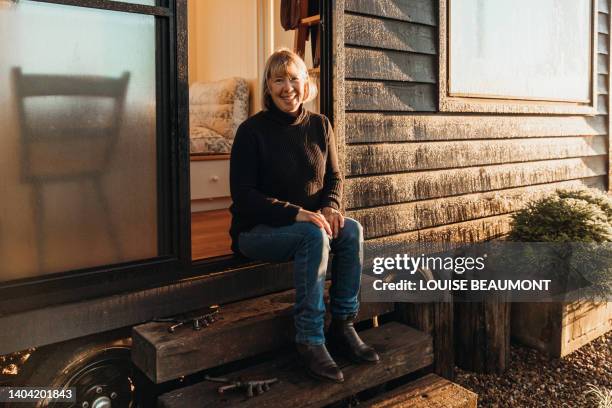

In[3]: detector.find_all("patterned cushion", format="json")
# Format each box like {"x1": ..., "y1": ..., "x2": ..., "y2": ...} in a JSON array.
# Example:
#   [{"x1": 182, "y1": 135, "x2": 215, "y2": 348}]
[
  {"x1": 189, "y1": 78, "x2": 249, "y2": 154},
  {"x1": 190, "y1": 126, "x2": 232, "y2": 154}
]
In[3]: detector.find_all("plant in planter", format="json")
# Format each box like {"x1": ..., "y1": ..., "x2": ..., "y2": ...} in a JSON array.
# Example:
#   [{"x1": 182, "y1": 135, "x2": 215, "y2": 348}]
[{"x1": 509, "y1": 187, "x2": 612, "y2": 357}]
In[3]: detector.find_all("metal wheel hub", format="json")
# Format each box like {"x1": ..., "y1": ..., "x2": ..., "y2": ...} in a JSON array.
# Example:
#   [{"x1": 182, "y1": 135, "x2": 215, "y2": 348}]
[{"x1": 63, "y1": 348, "x2": 133, "y2": 408}]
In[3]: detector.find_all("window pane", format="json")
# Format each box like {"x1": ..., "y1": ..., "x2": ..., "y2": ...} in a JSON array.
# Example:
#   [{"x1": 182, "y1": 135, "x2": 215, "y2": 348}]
[
  {"x1": 449, "y1": 0, "x2": 592, "y2": 102},
  {"x1": 0, "y1": 0, "x2": 158, "y2": 281}
]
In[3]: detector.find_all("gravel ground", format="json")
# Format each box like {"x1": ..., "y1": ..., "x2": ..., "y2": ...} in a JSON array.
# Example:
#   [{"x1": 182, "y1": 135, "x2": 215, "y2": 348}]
[{"x1": 455, "y1": 331, "x2": 612, "y2": 408}]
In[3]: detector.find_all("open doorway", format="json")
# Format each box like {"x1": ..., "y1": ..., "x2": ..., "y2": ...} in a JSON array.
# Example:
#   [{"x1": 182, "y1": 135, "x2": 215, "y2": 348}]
[{"x1": 188, "y1": 0, "x2": 324, "y2": 261}]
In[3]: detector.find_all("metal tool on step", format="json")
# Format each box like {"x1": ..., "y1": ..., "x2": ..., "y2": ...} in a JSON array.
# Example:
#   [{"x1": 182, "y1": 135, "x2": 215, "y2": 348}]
[
  {"x1": 204, "y1": 375, "x2": 279, "y2": 398},
  {"x1": 152, "y1": 305, "x2": 220, "y2": 333}
]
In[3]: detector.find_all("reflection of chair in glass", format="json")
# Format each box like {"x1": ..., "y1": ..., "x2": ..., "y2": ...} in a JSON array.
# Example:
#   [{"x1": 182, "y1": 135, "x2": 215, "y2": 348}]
[{"x1": 12, "y1": 67, "x2": 130, "y2": 272}]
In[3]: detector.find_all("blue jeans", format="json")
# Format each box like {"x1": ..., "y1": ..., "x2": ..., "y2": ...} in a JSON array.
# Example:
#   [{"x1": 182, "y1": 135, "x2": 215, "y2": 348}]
[{"x1": 238, "y1": 218, "x2": 364, "y2": 345}]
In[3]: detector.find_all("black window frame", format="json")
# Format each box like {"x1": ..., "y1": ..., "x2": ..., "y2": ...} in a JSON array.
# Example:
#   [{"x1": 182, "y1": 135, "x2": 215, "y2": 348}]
[{"x1": 0, "y1": 0, "x2": 191, "y2": 314}]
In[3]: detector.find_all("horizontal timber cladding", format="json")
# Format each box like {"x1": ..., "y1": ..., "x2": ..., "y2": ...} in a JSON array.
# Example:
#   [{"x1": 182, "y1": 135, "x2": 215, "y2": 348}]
[
  {"x1": 368, "y1": 214, "x2": 514, "y2": 247},
  {"x1": 345, "y1": 156, "x2": 607, "y2": 209},
  {"x1": 346, "y1": 81, "x2": 436, "y2": 111},
  {"x1": 599, "y1": 12, "x2": 610, "y2": 34},
  {"x1": 345, "y1": 114, "x2": 607, "y2": 143},
  {"x1": 598, "y1": 95, "x2": 608, "y2": 114},
  {"x1": 345, "y1": 47, "x2": 436, "y2": 83},
  {"x1": 598, "y1": 54, "x2": 609, "y2": 74},
  {"x1": 349, "y1": 177, "x2": 605, "y2": 239},
  {"x1": 346, "y1": 136, "x2": 607, "y2": 176},
  {"x1": 344, "y1": 0, "x2": 436, "y2": 26},
  {"x1": 344, "y1": 13, "x2": 436, "y2": 54},
  {"x1": 598, "y1": 74, "x2": 608, "y2": 95},
  {"x1": 599, "y1": 33, "x2": 609, "y2": 55},
  {"x1": 341, "y1": 0, "x2": 611, "y2": 242}
]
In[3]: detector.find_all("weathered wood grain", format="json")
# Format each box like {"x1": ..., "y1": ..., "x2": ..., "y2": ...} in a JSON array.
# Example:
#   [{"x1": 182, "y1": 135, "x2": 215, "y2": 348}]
[
  {"x1": 345, "y1": 14, "x2": 436, "y2": 54},
  {"x1": 346, "y1": 81, "x2": 436, "y2": 111},
  {"x1": 345, "y1": 0, "x2": 436, "y2": 26},
  {"x1": 599, "y1": 12, "x2": 609, "y2": 34},
  {"x1": 598, "y1": 94, "x2": 608, "y2": 114},
  {"x1": 345, "y1": 47, "x2": 436, "y2": 83},
  {"x1": 598, "y1": 54, "x2": 609, "y2": 74},
  {"x1": 346, "y1": 136, "x2": 607, "y2": 175},
  {"x1": 367, "y1": 214, "x2": 513, "y2": 246},
  {"x1": 345, "y1": 114, "x2": 607, "y2": 143},
  {"x1": 346, "y1": 156, "x2": 607, "y2": 208},
  {"x1": 349, "y1": 178, "x2": 606, "y2": 239},
  {"x1": 599, "y1": 33, "x2": 610, "y2": 54},
  {"x1": 598, "y1": 73, "x2": 608, "y2": 95},
  {"x1": 455, "y1": 302, "x2": 511, "y2": 374},
  {"x1": 361, "y1": 374, "x2": 477, "y2": 408},
  {"x1": 158, "y1": 322, "x2": 433, "y2": 408},
  {"x1": 132, "y1": 287, "x2": 393, "y2": 383}
]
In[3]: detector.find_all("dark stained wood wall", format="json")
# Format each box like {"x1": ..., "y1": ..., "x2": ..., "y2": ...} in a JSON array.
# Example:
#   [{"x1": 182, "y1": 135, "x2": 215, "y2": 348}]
[{"x1": 342, "y1": 0, "x2": 610, "y2": 247}]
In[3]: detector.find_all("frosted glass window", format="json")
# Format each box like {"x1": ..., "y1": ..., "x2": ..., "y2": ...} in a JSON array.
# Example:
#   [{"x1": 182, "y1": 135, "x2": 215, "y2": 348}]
[
  {"x1": 449, "y1": 0, "x2": 592, "y2": 102},
  {"x1": 0, "y1": 0, "x2": 159, "y2": 280}
]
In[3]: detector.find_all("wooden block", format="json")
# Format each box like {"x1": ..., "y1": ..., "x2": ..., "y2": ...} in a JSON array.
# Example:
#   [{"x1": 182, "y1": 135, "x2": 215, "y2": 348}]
[
  {"x1": 158, "y1": 322, "x2": 434, "y2": 408},
  {"x1": 361, "y1": 374, "x2": 478, "y2": 408},
  {"x1": 132, "y1": 286, "x2": 394, "y2": 383}
]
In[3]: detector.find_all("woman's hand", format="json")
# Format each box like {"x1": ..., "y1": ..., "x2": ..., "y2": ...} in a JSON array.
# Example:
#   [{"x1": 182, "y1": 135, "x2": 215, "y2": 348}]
[
  {"x1": 296, "y1": 209, "x2": 333, "y2": 238},
  {"x1": 321, "y1": 207, "x2": 344, "y2": 239}
]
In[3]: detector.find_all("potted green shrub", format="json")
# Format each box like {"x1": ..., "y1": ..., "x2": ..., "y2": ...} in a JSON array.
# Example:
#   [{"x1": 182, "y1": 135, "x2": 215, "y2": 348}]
[{"x1": 509, "y1": 188, "x2": 612, "y2": 357}]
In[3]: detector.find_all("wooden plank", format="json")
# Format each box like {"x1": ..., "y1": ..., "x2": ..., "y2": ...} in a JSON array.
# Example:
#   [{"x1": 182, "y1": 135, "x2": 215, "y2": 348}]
[
  {"x1": 599, "y1": 12, "x2": 609, "y2": 34},
  {"x1": 158, "y1": 322, "x2": 434, "y2": 408},
  {"x1": 598, "y1": 73, "x2": 608, "y2": 95},
  {"x1": 345, "y1": 47, "x2": 436, "y2": 83},
  {"x1": 345, "y1": 14, "x2": 436, "y2": 55},
  {"x1": 132, "y1": 286, "x2": 394, "y2": 383},
  {"x1": 345, "y1": 0, "x2": 436, "y2": 26},
  {"x1": 368, "y1": 214, "x2": 513, "y2": 246},
  {"x1": 598, "y1": 94, "x2": 608, "y2": 114},
  {"x1": 345, "y1": 156, "x2": 608, "y2": 209},
  {"x1": 361, "y1": 374, "x2": 477, "y2": 408},
  {"x1": 599, "y1": 33, "x2": 610, "y2": 54},
  {"x1": 346, "y1": 81, "x2": 436, "y2": 111},
  {"x1": 598, "y1": 53, "x2": 609, "y2": 74},
  {"x1": 348, "y1": 178, "x2": 606, "y2": 239},
  {"x1": 599, "y1": 0, "x2": 610, "y2": 14},
  {"x1": 346, "y1": 136, "x2": 607, "y2": 176},
  {"x1": 345, "y1": 113, "x2": 607, "y2": 143}
]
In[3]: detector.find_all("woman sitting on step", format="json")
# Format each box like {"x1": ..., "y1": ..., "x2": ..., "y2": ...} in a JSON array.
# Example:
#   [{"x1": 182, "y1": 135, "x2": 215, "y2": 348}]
[{"x1": 229, "y1": 48, "x2": 379, "y2": 383}]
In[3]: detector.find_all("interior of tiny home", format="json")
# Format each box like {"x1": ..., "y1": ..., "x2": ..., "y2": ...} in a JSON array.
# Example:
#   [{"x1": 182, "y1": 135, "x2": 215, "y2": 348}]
[{"x1": 188, "y1": 0, "x2": 322, "y2": 261}]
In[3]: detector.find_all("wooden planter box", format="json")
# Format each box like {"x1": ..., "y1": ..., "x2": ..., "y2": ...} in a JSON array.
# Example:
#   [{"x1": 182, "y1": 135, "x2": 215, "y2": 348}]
[{"x1": 512, "y1": 301, "x2": 612, "y2": 357}]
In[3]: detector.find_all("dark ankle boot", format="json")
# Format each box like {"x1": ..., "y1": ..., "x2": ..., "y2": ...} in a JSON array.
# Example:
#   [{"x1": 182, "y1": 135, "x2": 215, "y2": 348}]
[
  {"x1": 328, "y1": 315, "x2": 380, "y2": 364},
  {"x1": 296, "y1": 343, "x2": 344, "y2": 383}
]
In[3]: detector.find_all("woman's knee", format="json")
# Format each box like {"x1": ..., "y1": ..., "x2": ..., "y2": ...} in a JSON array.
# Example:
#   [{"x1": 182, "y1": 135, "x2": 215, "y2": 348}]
[
  {"x1": 341, "y1": 217, "x2": 364, "y2": 243},
  {"x1": 298, "y1": 222, "x2": 331, "y2": 250}
]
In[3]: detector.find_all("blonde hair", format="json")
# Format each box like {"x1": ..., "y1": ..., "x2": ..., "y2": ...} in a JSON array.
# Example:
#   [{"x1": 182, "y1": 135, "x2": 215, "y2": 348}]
[{"x1": 261, "y1": 48, "x2": 317, "y2": 111}]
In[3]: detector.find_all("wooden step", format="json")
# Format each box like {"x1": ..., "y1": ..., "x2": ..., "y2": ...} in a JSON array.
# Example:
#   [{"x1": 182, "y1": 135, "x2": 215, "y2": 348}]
[
  {"x1": 158, "y1": 322, "x2": 433, "y2": 408},
  {"x1": 361, "y1": 374, "x2": 478, "y2": 408},
  {"x1": 132, "y1": 287, "x2": 393, "y2": 383}
]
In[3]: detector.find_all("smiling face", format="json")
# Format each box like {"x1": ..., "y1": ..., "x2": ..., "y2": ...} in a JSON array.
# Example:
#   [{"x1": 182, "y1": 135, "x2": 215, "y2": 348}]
[{"x1": 267, "y1": 62, "x2": 308, "y2": 116}]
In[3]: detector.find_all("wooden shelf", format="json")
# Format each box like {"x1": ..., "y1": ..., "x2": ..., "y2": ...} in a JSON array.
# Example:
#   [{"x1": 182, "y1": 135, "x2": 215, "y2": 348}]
[
  {"x1": 190, "y1": 153, "x2": 230, "y2": 162},
  {"x1": 299, "y1": 14, "x2": 320, "y2": 26}
]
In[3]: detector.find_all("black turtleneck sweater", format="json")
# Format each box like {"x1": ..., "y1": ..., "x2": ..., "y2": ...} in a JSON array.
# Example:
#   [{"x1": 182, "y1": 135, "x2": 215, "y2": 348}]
[{"x1": 229, "y1": 104, "x2": 342, "y2": 252}]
